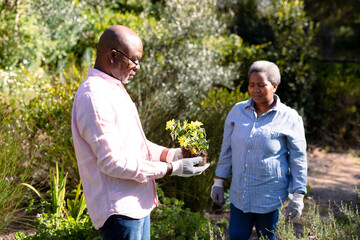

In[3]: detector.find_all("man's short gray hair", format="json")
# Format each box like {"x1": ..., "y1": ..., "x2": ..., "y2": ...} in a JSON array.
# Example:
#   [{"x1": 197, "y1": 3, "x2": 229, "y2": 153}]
[{"x1": 248, "y1": 60, "x2": 281, "y2": 86}]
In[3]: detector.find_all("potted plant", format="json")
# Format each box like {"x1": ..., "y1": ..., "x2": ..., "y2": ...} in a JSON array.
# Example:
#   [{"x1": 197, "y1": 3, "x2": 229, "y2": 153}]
[{"x1": 165, "y1": 119, "x2": 209, "y2": 166}]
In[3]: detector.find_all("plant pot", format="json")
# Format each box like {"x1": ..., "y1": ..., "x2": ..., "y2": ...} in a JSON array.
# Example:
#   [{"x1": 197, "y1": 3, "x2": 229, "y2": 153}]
[{"x1": 181, "y1": 148, "x2": 207, "y2": 167}]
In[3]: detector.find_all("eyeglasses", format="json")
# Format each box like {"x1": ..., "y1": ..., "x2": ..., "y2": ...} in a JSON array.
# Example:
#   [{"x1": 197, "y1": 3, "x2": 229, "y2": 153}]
[{"x1": 112, "y1": 48, "x2": 141, "y2": 67}]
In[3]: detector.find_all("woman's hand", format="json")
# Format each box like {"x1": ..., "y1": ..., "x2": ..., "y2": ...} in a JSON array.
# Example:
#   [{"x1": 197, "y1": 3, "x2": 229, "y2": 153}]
[
  {"x1": 285, "y1": 193, "x2": 304, "y2": 219},
  {"x1": 211, "y1": 178, "x2": 225, "y2": 205}
]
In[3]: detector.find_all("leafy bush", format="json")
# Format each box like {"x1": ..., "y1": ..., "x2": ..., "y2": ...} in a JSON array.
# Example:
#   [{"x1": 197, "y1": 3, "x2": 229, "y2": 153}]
[
  {"x1": 151, "y1": 187, "x2": 224, "y2": 239},
  {"x1": 134, "y1": 0, "x2": 253, "y2": 125},
  {"x1": 17, "y1": 162, "x2": 97, "y2": 240},
  {"x1": 305, "y1": 61, "x2": 360, "y2": 149},
  {"x1": 14, "y1": 214, "x2": 101, "y2": 240},
  {"x1": 0, "y1": 0, "x2": 88, "y2": 72},
  {"x1": 0, "y1": 61, "x2": 88, "y2": 187},
  {"x1": 264, "y1": 0, "x2": 318, "y2": 113},
  {"x1": 22, "y1": 65, "x2": 85, "y2": 183},
  {"x1": 0, "y1": 65, "x2": 51, "y2": 103},
  {"x1": 198, "y1": 87, "x2": 250, "y2": 161}
]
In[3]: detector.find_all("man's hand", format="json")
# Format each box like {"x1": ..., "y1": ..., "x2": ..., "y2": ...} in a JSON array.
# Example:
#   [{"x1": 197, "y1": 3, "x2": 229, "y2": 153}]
[
  {"x1": 166, "y1": 148, "x2": 183, "y2": 162},
  {"x1": 211, "y1": 178, "x2": 225, "y2": 205},
  {"x1": 285, "y1": 193, "x2": 304, "y2": 219},
  {"x1": 171, "y1": 157, "x2": 210, "y2": 177}
]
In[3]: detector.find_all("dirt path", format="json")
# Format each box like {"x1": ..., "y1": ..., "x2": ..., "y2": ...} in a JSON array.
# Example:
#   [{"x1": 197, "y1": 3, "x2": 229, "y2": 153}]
[{"x1": 307, "y1": 148, "x2": 360, "y2": 208}]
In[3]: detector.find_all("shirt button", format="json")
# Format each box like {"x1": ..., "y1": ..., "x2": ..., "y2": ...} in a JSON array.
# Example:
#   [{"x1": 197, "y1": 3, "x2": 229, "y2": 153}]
[
  {"x1": 244, "y1": 178, "x2": 247, "y2": 181},
  {"x1": 244, "y1": 190, "x2": 247, "y2": 192},
  {"x1": 247, "y1": 149, "x2": 250, "y2": 152},
  {"x1": 245, "y1": 164, "x2": 248, "y2": 167}
]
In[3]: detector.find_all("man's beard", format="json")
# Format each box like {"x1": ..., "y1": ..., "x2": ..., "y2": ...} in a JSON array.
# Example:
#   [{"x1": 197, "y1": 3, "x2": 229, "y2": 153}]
[{"x1": 122, "y1": 78, "x2": 130, "y2": 84}]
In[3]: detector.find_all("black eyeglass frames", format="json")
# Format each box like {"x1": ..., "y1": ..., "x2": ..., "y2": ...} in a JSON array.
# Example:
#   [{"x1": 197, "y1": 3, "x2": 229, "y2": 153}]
[{"x1": 112, "y1": 48, "x2": 141, "y2": 66}]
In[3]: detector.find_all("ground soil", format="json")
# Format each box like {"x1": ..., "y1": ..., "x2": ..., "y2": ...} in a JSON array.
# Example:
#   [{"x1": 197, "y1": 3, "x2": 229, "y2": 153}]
[{"x1": 1, "y1": 148, "x2": 360, "y2": 240}]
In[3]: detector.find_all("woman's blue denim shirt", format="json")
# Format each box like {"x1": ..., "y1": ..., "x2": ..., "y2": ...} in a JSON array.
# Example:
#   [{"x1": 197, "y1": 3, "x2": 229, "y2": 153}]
[{"x1": 215, "y1": 95, "x2": 307, "y2": 213}]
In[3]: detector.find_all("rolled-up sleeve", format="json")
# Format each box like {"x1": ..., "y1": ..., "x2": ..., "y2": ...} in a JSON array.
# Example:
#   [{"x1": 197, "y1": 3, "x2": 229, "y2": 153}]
[{"x1": 147, "y1": 140, "x2": 166, "y2": 162}]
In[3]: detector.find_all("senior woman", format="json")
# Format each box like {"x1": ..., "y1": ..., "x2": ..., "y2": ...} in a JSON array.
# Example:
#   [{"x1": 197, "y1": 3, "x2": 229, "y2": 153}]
[{"x1": 211, "y1": 60, "x2": 307, "y2": 240}]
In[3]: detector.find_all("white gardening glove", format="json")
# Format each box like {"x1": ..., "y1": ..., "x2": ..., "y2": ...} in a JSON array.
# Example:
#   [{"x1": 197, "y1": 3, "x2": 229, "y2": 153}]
[
  {"x1": 211, "y1": 178, "x2": 225, "y2": 205},
  {"x1": 285, "y1": 193, "x2": 304, "y2": 219},
  {"x1": 171, "y1": 157, "x2": 210, "y2": 177},
  {"x1": 166, "y1": 148, "x2": 183, "y2": 162}
]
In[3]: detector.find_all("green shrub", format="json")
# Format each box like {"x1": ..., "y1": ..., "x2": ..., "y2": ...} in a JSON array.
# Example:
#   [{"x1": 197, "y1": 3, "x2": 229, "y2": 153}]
[
  {"x1": 151, "y1": 187, "x2": 224, "y2": 239},
  {"x1": 22, "y1": 66, "x2": 84, "y2": 183},
  {"x1": 21, "y1": 161, "x2": 88, "y2": 219},
  {"x1": 134, "y1": 0, "x2": 256, "y2": 125},
  {"x1": 0, "y1": 0, "x2": 88, "y2": 71},
  {"x1": 305, "y1": 61, "x2": 360, "y2": 149},
  {"x1": 17, "y1": 162, "x2": 95, "y2": 240},
  {"x1": 0, "y1": 62, "x2": 86, "y2": 187},
  {"x1": 0, "y1": 65, "x2": 52, "y2": 103},
  {"x1": 14, "y1": 214, "x2": 101, "y2": 240}
]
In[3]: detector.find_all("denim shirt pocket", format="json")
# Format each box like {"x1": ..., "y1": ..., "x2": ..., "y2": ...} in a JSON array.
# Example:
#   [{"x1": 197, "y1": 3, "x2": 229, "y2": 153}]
[{"x1": 261, "y1": 129, "x2": 282, "y2": 156}]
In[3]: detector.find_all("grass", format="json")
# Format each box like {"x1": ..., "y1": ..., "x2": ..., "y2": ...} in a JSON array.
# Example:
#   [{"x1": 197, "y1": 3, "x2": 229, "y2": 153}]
[{"x1": 0, "y1": 99, "x2": 36, "y2": 232}]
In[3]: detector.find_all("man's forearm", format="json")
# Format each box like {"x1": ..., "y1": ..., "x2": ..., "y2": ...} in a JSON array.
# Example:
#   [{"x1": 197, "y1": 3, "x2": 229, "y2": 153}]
[{"x1": 160, "y1": 148, "x2": 169, "y2": 162}]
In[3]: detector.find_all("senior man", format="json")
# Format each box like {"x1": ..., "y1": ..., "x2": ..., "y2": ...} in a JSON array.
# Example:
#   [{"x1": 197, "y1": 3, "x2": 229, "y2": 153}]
[{"x1": 71, "y1": 25, "x2": 209, "y2": 240}]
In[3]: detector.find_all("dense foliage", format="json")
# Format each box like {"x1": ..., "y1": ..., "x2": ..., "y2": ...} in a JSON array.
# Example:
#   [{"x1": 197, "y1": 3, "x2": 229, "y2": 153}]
[
  {"x1": 0, "y1": 0, "x2": 359, "y2": 238},
  {"x1": 304, "y1": 0, "x2": 360, "y2": 60},
  {"x1": 305, "y1": 61, "x2": 360, "y2": 147}
]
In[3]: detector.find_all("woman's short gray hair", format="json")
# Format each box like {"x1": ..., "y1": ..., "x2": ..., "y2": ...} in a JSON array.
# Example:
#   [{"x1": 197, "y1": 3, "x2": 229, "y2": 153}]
[{"x1": 248, "y1": 60, "x2": 281, "y2": 86}]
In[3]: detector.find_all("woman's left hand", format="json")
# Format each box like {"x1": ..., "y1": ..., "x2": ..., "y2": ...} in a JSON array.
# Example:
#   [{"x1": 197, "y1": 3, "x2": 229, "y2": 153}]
[{"x1": 285, "y1": 193, "x2": 304, "y2": 219}]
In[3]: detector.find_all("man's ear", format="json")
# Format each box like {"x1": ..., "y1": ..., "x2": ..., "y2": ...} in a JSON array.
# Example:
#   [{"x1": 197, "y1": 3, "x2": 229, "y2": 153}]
[{"x1": 109, "y1": 49, "x2": 116, "y2": 64}]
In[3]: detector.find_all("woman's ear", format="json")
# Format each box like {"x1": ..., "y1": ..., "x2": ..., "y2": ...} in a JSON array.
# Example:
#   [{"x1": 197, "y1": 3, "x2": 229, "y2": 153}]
[{"x1": 273, "y1": 84, "x2": 278, "y2": 92}]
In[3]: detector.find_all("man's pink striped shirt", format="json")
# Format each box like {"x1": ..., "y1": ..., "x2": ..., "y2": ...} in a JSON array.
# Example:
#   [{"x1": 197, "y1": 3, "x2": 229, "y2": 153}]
[{"x1": 71, "y1": 68, "x2": 168, "y2": 229}]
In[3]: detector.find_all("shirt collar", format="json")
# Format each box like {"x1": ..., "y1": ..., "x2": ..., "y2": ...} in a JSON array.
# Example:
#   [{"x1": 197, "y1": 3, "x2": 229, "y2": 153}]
[
  {"x1": 88, "y1": 68, "x2": 124, "y2": 89},
  {"x1": 244, "y1": 94, "x2": 281, "y2": 111}
]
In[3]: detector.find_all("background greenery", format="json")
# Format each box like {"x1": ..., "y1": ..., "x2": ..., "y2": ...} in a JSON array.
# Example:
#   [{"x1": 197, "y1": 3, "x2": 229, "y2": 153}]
[{"x1": 0, "y1": 0, "x2": 359, "y2": 238}]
